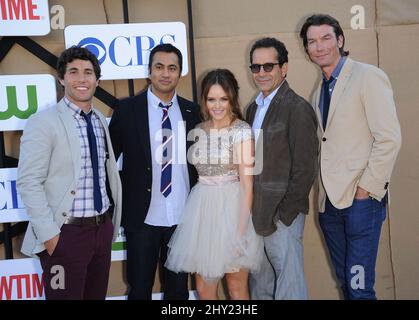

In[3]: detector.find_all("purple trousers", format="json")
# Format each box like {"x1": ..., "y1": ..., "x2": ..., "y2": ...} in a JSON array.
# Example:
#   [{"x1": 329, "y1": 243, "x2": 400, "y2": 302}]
[{"x1": 38, "y1": 218, "x2": 113, "y2": 300}]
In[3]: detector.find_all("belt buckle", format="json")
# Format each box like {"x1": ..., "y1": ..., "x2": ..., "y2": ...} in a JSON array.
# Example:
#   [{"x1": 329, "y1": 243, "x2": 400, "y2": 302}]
[{"x1": 95, "y1": 215, "x2": 100, "y2": 225}]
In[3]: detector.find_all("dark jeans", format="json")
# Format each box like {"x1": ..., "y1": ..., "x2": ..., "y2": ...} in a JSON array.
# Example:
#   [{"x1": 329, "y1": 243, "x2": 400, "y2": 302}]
[
  {"x1": 319, "y1": 196, "x2": 386, "y2": 299},
  {"x1": 38, "y1": 218, "x2": 113, "y2": 300},
  {"x1": 125, "y1": 223, "x2": 189, "y2": 300}
]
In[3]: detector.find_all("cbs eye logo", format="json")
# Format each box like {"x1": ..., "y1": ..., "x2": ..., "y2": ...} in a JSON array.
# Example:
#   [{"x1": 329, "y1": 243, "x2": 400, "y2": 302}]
[
  {"x1": 77, "y1": 37, "x2": 107, "y2": 64},
  {"x1": 76, "y1": 34, "x2": 177, "y2": 67}
]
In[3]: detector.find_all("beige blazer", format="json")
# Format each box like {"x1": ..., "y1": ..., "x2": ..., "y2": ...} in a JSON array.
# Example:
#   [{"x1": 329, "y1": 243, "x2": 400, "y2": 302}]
[
  {"x1": 18, "y1": 99, "x2": 122, "y2": 257},
  {"x1": 312, "y1": 58, "x2": 402, "y2": 212}
]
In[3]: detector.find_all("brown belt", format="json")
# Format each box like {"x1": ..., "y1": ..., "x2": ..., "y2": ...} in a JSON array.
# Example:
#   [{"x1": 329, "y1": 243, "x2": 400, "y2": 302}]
[{"x1": 64, "y1": 210, "x2": 111, "y2": 225}]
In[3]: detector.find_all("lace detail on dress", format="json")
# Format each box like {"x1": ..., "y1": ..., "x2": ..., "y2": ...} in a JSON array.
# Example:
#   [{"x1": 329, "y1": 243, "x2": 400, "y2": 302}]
[
  {"x1": 189, "y1": 119, "x2": 253, "y2": 177},
  {"x1": 166, "y1": 119, "x2": 263, "y2": 281}
]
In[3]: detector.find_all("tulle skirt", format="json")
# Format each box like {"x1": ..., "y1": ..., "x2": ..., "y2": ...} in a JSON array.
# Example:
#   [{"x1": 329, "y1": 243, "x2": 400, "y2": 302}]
[{"x1": 165, "y1": 176, "x2": 263, "y2": 282}]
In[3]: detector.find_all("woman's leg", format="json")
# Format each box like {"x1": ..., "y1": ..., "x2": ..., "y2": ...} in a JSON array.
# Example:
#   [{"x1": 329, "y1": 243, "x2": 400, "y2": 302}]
[
  {"x1": 226, "y1": 269, "x2": 249, "y2": 300},
  {"x1": 195, "y1": 273, "x2": 219, "y2": 300}
]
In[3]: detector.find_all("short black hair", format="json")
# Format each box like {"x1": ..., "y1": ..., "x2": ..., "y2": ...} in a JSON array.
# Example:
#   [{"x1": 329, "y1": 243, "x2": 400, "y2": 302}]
[
  {"x1": 250, "y1": 37, "x2": 288, "y2": 66},
  {"x1": 148, "y1": 43, "x2": 183, "y2": 75},
  {"x1": 299, "y1": 14, "x2": 349, "y2": 56},
  {"x1": 56, "y1": 46, "x2": 101, "y2": 80}
]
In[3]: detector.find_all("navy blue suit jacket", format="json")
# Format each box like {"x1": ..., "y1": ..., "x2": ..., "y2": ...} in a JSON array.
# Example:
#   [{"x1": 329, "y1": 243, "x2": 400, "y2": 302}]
[{"x1": 109, "y1": 90, "x2": 201, "y2": 232}]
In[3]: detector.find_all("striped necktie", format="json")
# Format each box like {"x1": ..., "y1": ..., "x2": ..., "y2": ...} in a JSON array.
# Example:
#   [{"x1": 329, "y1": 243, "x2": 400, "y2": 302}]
[{"x1": 159, "y1": 102, "x2": 173, "y2": 197}]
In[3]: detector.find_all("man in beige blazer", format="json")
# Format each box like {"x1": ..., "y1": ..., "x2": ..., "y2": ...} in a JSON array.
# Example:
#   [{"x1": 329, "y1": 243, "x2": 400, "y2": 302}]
[
  {"x1": 300, "y1": 14, "x2": 401, "y2": 299},
  {"x1": 17, "y1": 46, "x2": 122, "y2": 299}
]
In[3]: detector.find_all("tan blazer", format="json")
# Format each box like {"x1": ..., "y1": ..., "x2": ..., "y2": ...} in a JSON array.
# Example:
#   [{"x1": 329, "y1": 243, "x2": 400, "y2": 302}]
[
  {"x1": 312, "y1": 58, "x2": 402, "y2": 212},
  {"x1": 18, "y1": 99, "x2": 122, "y2": 257}
]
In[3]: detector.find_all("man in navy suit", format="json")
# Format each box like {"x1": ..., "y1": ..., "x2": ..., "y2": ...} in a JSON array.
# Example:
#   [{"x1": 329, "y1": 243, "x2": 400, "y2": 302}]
[{"x1": 109, "y1": 43, "x2": 201, "y2": 300}]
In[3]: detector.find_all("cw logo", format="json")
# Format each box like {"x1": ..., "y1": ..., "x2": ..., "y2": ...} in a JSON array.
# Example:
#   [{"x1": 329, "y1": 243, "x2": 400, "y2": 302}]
[{"x1": 0, "y1": 85, "x2": 38, "y2": 120}]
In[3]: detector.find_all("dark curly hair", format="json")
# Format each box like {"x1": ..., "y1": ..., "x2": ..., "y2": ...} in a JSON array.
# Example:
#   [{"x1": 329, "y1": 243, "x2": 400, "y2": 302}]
[{"x1": 56, "y1": 46, "x2": 101, "y2": 80}]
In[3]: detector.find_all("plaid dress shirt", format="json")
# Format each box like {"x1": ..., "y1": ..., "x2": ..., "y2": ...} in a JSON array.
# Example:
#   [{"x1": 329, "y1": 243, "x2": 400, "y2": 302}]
[{"x1": 64, "y1": 97, "x2": 110, "y2": 217}]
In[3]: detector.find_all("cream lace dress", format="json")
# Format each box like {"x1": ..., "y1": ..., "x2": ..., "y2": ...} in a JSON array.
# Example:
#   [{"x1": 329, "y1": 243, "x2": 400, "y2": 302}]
[{"x1": 165, "y1": 119, "x2": 263, "y2": 282}]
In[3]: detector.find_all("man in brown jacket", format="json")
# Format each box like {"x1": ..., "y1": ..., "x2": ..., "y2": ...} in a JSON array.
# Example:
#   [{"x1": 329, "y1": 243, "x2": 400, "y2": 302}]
[{"x1": 246, "y1": 37, "x2": 318, "y2": 299}]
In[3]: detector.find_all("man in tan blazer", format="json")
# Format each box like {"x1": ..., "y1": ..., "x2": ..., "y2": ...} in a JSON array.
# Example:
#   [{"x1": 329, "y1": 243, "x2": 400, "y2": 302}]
[
  {"x1": 300, "y1": 14, "x2": 401, "y2": 299},
  {"x1": 17, "y1": 46, "x2": 122, "y2": 299}
]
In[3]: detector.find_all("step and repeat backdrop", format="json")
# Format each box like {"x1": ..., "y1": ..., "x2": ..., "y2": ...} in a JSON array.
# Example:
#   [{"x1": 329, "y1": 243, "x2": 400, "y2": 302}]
[
  {"x1": 2, "y1": 0, "x2": 419, "y2": 300},
  {"x1": 0, "y1": 0, "x2": 189, "y2": 300}
]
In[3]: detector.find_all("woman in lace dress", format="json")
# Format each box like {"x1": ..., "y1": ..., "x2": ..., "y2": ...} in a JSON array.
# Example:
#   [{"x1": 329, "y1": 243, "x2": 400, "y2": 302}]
[{"x1": 165, "y1": 69, "x2": 263, "y2": 299}]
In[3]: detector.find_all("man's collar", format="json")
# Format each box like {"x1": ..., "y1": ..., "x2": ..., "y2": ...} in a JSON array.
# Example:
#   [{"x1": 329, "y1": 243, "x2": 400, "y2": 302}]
[
  {"x1": 63, "y1": 96, "x2": 94, "y2": 115},
  {"x1": 148, "y1": 86, "x2": 177, "y2": 109},
  {"x1": 323, "y1": 56, "x2": 347, "y2": 81},
  {"x1": 255, "y1": 79, "x2": 285, "y2": 107}
]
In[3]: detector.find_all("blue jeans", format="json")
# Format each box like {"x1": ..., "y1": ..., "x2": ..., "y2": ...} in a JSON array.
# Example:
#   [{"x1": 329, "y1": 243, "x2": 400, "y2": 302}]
[{"x1": 319, "y1": 196, "x2": 386, "y2": 299}]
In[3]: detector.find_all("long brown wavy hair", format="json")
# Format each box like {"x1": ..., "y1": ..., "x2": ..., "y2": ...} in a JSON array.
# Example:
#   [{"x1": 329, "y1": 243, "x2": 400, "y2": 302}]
[{"x1": 200, "y1": 69, "x2": 243, "y2": 122}]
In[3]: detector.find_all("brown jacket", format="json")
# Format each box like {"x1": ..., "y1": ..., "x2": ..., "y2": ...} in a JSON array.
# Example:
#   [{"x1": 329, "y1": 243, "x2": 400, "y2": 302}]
[{"x1": 246, "y1": 81, "x2": 318, "y2": 236}]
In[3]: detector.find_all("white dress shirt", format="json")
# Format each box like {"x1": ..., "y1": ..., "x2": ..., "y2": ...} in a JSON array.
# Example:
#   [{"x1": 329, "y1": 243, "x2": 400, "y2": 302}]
[{"x1": 144, "y1": 87, "x2": 190, "y2": 227}]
